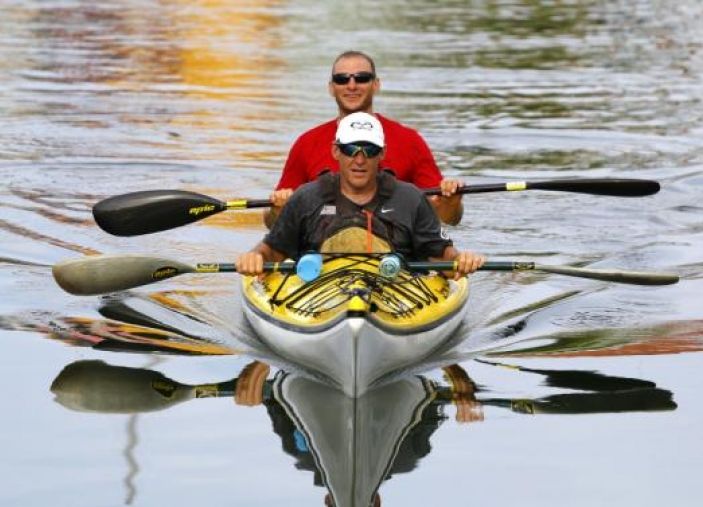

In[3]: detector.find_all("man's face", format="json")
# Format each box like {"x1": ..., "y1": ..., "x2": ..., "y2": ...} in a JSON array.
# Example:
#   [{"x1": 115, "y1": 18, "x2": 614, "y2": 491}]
[
  {"x1": 329, "y1": 56, "x2": 380, "y2": 115},
  {"x1": 332, "y1": 142, "x2": 385, "y2": 193}
]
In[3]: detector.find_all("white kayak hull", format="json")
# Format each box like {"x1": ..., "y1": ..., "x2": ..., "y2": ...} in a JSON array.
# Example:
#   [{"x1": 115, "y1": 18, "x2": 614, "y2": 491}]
[{"x1": 243, "y1": 302, "x2": 468, "y2": 397}]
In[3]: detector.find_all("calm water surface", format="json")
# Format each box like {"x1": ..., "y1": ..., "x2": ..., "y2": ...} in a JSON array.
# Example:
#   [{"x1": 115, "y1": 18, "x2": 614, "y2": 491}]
[{"x1": 1, "y1": 1, "x2": 702, "y2": 506}]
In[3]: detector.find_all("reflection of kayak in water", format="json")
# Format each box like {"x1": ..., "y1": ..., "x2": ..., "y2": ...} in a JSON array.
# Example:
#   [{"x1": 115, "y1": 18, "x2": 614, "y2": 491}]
[
  {"x1": 49, "y1": 359, "x2": 678, "y2": 417},
  {"x1": 242, "y1": 250, "x2": 471, "y2": 398},
  {"x1": 273, "y1": 372, "x2": 437, "y2": 507},
  {"x1": 49, "y1": 359, "x2": 448, "y2": 507},
  {"x1": 50, "y1": 359, "x2": 677, "y2": 506}
]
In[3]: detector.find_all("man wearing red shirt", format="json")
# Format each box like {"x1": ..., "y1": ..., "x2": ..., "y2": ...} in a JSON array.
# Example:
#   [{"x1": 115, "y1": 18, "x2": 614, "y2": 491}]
[{"x1": 265, "y1": 50, "x2": 464, "y2": 228}]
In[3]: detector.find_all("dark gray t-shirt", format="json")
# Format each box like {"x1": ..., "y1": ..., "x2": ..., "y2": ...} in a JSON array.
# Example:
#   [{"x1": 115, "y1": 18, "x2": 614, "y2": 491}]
[{"x1": 264, "y1": 174, "x2": 452, "y2": 260}]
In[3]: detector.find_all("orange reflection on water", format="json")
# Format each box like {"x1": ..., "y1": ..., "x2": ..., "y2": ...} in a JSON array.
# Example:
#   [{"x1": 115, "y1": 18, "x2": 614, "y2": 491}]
[
  {"x1": 546, "y1": 320, "x2": 703, "y2": 358},
  {"x1": 501, "y1": 319, "x2": 703, "y2": 358},
  {"x1": 23, "y1": 0, "x2": 289, "y2": 165}
]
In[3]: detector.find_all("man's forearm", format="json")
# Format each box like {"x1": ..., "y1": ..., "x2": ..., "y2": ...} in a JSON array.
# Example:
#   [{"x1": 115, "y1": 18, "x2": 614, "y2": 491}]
[
  {"x1": 263, "y1": 208, "x2": 280, "y2": 230},
  {"x1": 430, "y1": 198, "x2": 464, "y2": 226},
  {"x1": 430, "y1": 245, "x2": 458, "y2": 263},
  {"x1": 263, "y1": 188, "x2": 294, "y2": 229},
  {"x1": 252, "y1": 241, "x2": 286, "y2": 263}
]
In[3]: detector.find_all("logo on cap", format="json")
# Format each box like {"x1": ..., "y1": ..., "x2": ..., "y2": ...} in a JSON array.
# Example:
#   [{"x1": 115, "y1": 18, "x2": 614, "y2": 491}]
[{"x1": 350, "y1": 121, "x2": 374, "y2": 130}]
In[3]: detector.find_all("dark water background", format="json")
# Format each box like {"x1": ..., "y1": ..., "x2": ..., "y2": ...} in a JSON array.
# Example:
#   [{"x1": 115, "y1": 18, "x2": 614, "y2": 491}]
[{"x1": 1, "y1": 1, "x2": 702, "y2": 506}]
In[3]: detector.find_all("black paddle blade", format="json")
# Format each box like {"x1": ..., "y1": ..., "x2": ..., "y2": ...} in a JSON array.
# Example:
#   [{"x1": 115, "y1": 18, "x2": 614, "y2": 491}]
[
  {"x1": 528, "y1": 179, "x2": 660, "y2": 197},
  {"x1": 93, "y1": 190, "x2": 226, "y2": 236}
]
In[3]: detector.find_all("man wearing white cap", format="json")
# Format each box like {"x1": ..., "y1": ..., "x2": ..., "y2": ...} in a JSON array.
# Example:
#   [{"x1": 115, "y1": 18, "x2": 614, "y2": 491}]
[{"x1": 236, "y1": 112, "x2": 484, "y2": 278}]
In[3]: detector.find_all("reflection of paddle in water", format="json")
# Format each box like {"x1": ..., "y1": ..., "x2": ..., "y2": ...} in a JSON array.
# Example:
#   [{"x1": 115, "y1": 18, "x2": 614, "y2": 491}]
[
  {"x1": 470, "y1": 359, "x2": 677, "y2": 415},
  {"x1": 476, "y1": 358, "x2": 657, "y2": 391},
  {"x1": 50, "y1": 359, "x2": 676, "y2": 507}
]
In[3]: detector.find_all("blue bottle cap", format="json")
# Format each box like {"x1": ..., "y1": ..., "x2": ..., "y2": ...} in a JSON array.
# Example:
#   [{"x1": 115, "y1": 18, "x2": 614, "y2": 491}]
[
  {"x1": 296, "y1": 253, "x2": 322, "y2": 282},
  {"x1": 379, "y1": 255, "x2": 401, "y2": 279}
]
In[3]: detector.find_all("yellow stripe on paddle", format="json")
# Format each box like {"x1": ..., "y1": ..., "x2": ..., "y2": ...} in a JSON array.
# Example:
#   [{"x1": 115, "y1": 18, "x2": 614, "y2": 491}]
[
  {"x1": 225, "y1": 199, "x2": 249, "y2": 210},
  {"x1": 506, "y1": 182, "x2": 528, "y2": 191}
]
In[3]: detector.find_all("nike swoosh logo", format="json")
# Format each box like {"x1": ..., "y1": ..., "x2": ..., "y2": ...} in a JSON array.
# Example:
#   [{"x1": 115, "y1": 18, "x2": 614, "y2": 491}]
[{"x1": 380, "y1": 207, "x2": 394, "y2": 213}]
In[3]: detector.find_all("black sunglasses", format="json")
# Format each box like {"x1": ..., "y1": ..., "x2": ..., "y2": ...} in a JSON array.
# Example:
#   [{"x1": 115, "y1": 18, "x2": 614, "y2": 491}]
[
  {"x1": 336, "y1": 142, "x2": 383, "y2": 158},
  {"x1": 331, "y1": 72, "x2": 376, "y2": 85}
]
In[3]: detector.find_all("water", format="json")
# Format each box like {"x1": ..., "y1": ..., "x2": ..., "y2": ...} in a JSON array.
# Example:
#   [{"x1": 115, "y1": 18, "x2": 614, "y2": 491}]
[{"x1": 1, "y1": 1, "x2": 702, "y2": 505}]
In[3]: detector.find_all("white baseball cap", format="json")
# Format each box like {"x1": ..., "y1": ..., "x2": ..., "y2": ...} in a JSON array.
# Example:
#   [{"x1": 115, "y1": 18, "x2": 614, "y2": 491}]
[{"x1": 335, "y1": 112, "x2": 384, "y2": 148}]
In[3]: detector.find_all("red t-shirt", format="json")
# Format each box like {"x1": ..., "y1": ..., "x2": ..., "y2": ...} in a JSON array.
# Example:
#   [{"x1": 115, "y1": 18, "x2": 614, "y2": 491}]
[{"x1": 276, "y1": 114, "x2": 442, "y2": 190}]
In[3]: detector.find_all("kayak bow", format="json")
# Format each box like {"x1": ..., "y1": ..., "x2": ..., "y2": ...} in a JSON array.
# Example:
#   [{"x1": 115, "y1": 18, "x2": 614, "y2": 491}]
[{"x1": 242, "y1": 254, "x2": 470, "y2": 397}]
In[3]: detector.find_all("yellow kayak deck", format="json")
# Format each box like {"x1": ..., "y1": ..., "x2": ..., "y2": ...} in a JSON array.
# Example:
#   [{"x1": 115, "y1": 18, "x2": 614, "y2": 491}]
[{"x1": 242, "y1": 254, "x2": 469, "y2": 335}]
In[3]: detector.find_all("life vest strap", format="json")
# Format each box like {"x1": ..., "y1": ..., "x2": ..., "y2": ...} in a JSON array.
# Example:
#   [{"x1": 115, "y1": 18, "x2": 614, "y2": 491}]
[{"x1": 364, "y1": 210, "x2": 373, "y2": 253}]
